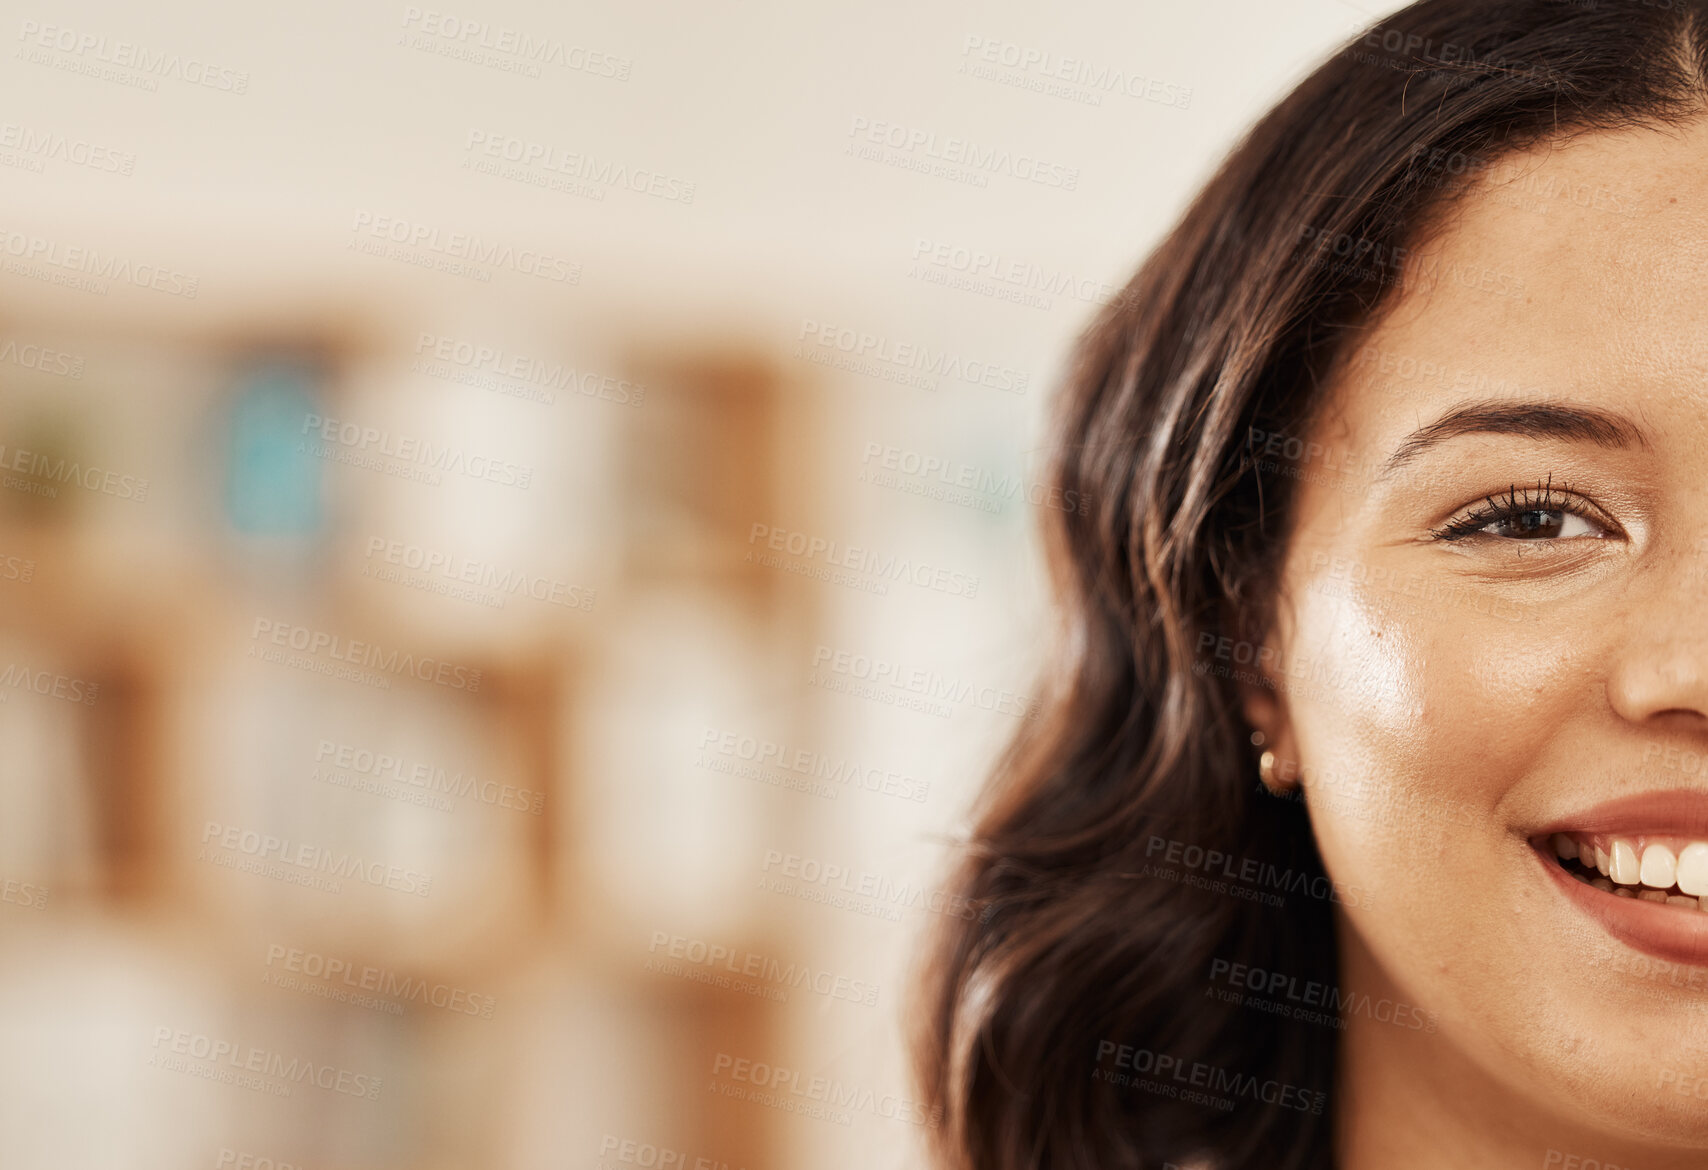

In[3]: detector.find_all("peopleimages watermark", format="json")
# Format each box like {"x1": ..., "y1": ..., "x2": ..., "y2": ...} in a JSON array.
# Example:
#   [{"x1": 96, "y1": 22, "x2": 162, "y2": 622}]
[
  {"x1": 0, "y1": 227, "x2": 197, "y2": 297},
  {"x1": 0, "y1": 553, "x2": 34, "y2": 583},
  {"x1": 1293, "y1": 224, "x2": 1410, "y2": 287},
  {"x1": 1659, "y1": 1064, "x2": 1708, "y2": 1101},
  {"x1": 0, "y1": 661, "x2": 98, "y2": 704},
  {"x1": 859, "y1": 442, "x2": 1088, "y2": 517},
  {"x1": 1604, "y1": 942, "x2": 1708, "y2": 996},
  {"x1": 1246, "y1": 425, "x2": 1391, "y2": 501},
  {"x1": 1138, "y1": 833, "x2": 1371, "y2": 909},
  {"x1": 299, "y1": 413, "x2": 533, "y2": 489},
  {"x1": 598, "y1": 1132, "x2": 744, "y2": 1170},
  {"x1": 959, "y1": 34, "x2": 1192, "y2": 110},
  {"x1": 709, "y1": 1052, "x2": 940, "y2": 1129},
  {"x1": 647, "y1": 931, "x2": 879, "y2": 1007},
  {"x1": 264, "y1": 943, "x2": 496, "y2": 1018},
  {"x1": 348, "y1": 211, "x2": 580, "y2": 285},
  {"x1": 200, "y1": 821, "x2": 433, "y2": 896},
  {"x1": 312, "y1": 751, "x2": 447, "y2": 812},
  {"x1": 845, "y1": 115, "x2": 1079, "y2": 191},
  {"x1": 1647, "y1": 739, "x2": 1708, "y2": 781},
  {"x1": 758, "y1": 849, "x2": 981, "y2": 925},
  {"x1": 1, "y1": 877, "x2": 47, "y2": 910},
  {"x1": 1306, "y1": 556, "x2": 1537, "y2": 623},
  {"x1": 0, "y1": 442, "x2": 149, "y2": 502},
  {"x1": 16, "y1": 20, "x2": 249, "y2": 94},
  {"x1": 1292, "y1": 224, "x2": 1525, "y2": 299},
  {"x1": 314, "y1": 739, "x2": 543, "y2": 815},
  {"x1": 0, "y1": 122, "x2": 135, "y2": 175},
  {"x1": 806, "y1": 642, "x2": 1039, "y2": 721},
  {"x1": 1247, "y1": 424, "x2": 1466, "y2": 492},
  {"x1": 0, "y1": 335, "x2": 84, "y2": 378},
  {"x1": 907, "y1": 236, "x2": 1133, "y2": 313},
  {"x1": 1346, "y1": 343, "x2": 1553, "y2": 398},
  {"x1": 1541, "y1": 1150, "x2": 1639, "y2": 1170},
  {"x1": 795, "y1": 318, "x2": 1028, "y2": 394},
  {"x1": 746, "y1": 522, "x2": 980, "y2": 600},
  {"x1": 463, "y1": 129, "x2": 694, "y2": 204},
  {"x1": 361, "y1": 536, "x2": 595, "y2": 613},
  {"x1": 1403, "y1": 141, "x2": 1634, "y2": 218},
  {"x1": 217, "y1": 1148, "x2": 313, "y2": 1170},
  {"x1": 249, "y1": 618, "x2": 483, "y2": 691},
  {"x1": 1093, "y1": 1040, "x2": 1326, "y2": 1114},
  {"x1": 1206, "y1": 957, "x2": 1436, "y2": 1033},
  {"x1": 411, "y1": 330, "x2": 645, "y2": 407},
  {"x1": 399, "y1": 7, "x2": 632, "y2": 81},
  {"x1": 1345, "y1": 21, "x2": 1563, "y2": 90},
  {"x1": 696, "y1": 725, "x2": 930, "y2": 803},
  {"x1": 1193, "y1": 630, "x2": 1408, "y2": 708},
  {"x1": 149, "y1": 1027, "x2": 380, "y2": 1099}
]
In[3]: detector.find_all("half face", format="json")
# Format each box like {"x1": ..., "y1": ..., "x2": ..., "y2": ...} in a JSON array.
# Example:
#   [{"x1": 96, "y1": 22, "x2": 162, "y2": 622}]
[{"x1": 1246, "y1": 119, "x2": 1708, "y2": 1145}]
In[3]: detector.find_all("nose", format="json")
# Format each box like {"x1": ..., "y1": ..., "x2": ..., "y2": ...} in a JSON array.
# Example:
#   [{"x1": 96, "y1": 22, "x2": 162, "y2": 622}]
[{"x1": 1606, "y1": 592, "x2": 1708, "y2": 731}]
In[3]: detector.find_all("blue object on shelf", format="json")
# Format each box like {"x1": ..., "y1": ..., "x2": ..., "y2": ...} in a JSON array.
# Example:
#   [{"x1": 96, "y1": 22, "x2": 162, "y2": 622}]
[{"x1": 223, "y1": 360, "x2": 324, "y2": 534}]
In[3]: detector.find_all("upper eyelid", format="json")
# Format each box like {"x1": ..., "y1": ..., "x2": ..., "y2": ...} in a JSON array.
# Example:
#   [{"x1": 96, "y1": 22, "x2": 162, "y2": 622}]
[
  {"x1": 1432, "y1": 484, "x2": 1620, "y2": 541},
  {"x1": 1462, "y1": 497, "x2": 1598, "y2": 524},
  {"x1": 1482, "y1": 485, "x2": 1598, "y2": 519},
  {"x1": 1459, "y1": 481, "x2": 1592, "y2": 519}
]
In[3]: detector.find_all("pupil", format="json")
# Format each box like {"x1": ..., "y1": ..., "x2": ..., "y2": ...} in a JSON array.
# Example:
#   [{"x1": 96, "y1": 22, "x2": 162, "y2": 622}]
[{"x1": 1510, "y1": 509, "x2": 1559, "y2": 536}]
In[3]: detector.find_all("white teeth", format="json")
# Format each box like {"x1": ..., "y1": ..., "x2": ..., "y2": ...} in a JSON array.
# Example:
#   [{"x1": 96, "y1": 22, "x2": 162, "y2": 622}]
[
  {"x1": 1554, "y1": 835, "x2": 1708, "y2": 904},
  {"x1": 1678, "y1": 843, "x2": 1708, "y2": 897},
  {"x1": 1610, "y1": 840, "x2": 1642, "y2": 885},
  {"x1": 1641, "y1": 844, "x2": 1679, "y2": 889}
]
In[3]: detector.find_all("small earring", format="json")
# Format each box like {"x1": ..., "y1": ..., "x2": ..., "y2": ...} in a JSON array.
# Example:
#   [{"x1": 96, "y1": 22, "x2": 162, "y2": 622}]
[
  {"x1": 1259, "y1": 749, "x2": 1299, "y2": 794},
  {"x1": 1259, "y1": 750, "x2": 1278, "y2": 789}
]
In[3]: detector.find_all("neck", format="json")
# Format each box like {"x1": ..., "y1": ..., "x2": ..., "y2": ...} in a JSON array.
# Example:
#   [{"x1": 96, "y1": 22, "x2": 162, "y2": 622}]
[{"x1": 1332, "y1": 922, "x2": 1699, "y2": 1170}]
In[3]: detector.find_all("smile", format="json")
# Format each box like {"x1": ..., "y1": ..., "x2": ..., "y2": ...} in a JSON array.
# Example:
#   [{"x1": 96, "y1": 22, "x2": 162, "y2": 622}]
[
  {"x1": 1547, "y1": 833, "x2": 1708, "y2": 909},
  {"x1": 1531, "y1": 791, "x2": 1708, "y2": 966}
]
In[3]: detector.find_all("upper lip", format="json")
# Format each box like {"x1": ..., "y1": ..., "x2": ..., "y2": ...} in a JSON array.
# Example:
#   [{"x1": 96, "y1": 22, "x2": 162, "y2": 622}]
[{"x1": 1530, "y1": 789, "x2": 1708, "y2": 840}]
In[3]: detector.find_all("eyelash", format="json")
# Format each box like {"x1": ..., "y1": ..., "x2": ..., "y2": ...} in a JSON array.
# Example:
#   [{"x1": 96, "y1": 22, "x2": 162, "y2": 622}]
[{"x1": 1428, "y1": 476, "x2": 1610, "y2": 542}]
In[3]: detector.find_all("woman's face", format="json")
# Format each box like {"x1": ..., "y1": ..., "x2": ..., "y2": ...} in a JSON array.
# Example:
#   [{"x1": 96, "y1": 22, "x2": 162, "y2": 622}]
[{"x1": 1249, "y1": 119, "x2": 1708, "y2": 1153}]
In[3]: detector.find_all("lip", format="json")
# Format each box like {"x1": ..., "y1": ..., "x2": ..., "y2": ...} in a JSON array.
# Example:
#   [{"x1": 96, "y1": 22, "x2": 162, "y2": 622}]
[
  {"x1": 1534, "y1": 841, "x2": 1708, "y2": 966},
  {"x1": 1531, "y1": 789, "x2": 1708, "y2": 839},
  {"x1": 1530, "y1": 789, "x2": 1708, "y2": 967}
]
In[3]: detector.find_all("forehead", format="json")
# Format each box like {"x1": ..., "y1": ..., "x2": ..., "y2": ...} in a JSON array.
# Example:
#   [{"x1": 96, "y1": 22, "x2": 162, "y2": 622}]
[{"x1": 1325, "y1": 119, "x2": 1708, "y2": 441}]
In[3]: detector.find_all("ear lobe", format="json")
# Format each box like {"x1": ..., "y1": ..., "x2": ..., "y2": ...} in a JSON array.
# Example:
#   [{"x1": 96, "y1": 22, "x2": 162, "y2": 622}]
[
  {"x1": 1215, "y1": 594, "x2": 1303, "y2": 790},
  {"x1": 1239, "y1": 676, "x2": 1301, "y2": 793}
]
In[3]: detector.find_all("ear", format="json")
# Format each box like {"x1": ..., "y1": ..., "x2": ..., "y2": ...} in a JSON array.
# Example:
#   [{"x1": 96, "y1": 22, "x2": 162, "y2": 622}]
[{"x1": 1239, "y1": 668, "x2": 1302, "y2": 793}]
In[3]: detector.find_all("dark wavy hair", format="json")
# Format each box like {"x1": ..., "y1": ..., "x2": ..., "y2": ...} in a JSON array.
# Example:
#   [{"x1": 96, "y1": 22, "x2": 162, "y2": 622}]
[{"x1": 915, "y1": 2, "x2": 1708, "y2": 1167}]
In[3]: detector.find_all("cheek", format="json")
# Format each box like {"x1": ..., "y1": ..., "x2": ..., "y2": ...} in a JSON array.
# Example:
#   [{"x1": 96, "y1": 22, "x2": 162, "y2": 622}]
[
  {"x1": 1283, "y1": 580, "x2": 1428, "y2": 815},
  {"x1": 1284, "y1": 580, "x2": 1537, "y2": 867},
  {"x1": 1283, "y1": 581, "x2": 1591, "y2": 881}
]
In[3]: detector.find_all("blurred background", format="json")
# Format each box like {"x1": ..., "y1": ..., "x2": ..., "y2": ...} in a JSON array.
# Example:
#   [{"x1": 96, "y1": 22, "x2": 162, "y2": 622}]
[{"x1": 0, "y1": 1, "x2": 1403, "y2": 1167}]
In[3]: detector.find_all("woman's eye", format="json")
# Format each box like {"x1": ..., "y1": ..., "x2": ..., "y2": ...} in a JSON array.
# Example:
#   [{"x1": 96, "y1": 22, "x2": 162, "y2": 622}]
[
  {"x1": 1431, "y1": 482, "x2": 1619, "y2": 544},
  {"x1": 1479, "y1": 509, "x2": 1600, "y2": 540}
]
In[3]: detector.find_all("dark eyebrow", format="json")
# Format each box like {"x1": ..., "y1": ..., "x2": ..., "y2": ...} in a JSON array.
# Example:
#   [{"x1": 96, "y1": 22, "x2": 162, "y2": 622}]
[{"x1": 1377, "y1": 400, "x2": 1648, "y2": 481}]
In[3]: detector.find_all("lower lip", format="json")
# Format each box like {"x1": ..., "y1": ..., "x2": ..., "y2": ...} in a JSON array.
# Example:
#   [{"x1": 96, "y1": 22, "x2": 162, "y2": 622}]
[{"x1": 1536, "y1": 843, "x2": 1708, "y2": 966}]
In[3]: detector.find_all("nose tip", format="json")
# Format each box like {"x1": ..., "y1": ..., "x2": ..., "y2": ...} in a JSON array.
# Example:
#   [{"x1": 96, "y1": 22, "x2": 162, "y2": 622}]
[{"x1": 1608, "y1": 640, "x2": 1708, "y2": 732}]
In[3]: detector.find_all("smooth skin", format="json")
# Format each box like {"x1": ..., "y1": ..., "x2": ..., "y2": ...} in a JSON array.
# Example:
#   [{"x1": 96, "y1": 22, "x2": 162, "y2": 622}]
[{"x1": 1243, "y1": 120, "x2": 1708, "y2": 1169}]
